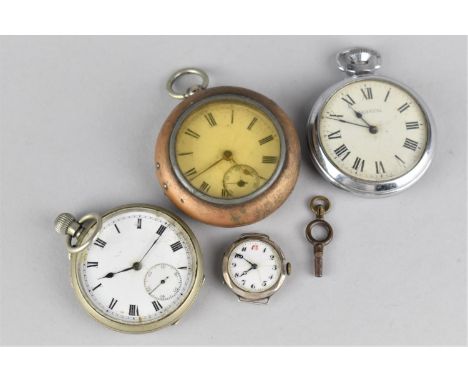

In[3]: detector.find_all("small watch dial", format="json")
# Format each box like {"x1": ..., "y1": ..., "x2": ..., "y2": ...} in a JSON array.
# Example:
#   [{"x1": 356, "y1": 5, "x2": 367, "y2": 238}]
[
  {"x1": 318, "y1": 79, "x2": 428, "y2": 182},
  {"x1": 227, "y1": 239, "x2": 282, "y2": 293},
  {"x1": 144, "y1": 263, "x2": 182, "y2": 301},
  {"x1": 173, "y1": 98, "x2": 284, "y2": 201},
  {"x1": 78, "y1": 209, "x2": 196, "y2": 325}
]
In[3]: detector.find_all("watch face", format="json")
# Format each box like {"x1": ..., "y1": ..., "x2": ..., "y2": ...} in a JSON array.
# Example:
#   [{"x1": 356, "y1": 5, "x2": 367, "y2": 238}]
[
  {"x1": 76, "y1": 207, "x2": 198, "y2": 327},
  {"x1": 170, "y1": 95, "x2": 285, "y2": 203},
  {"x1": 227, "y1": 239, "x2": 282, "y2": 293},
  {"x1": 318, "y1": 79, "x2": 429, "y2": 182}
]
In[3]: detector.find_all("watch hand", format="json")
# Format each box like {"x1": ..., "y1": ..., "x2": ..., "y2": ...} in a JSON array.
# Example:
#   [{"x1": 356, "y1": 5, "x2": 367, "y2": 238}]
[
  {"x1": 99, "y1": 264, "x2": 137, "y2": 279},
  {"x1": 325, "y1": 117, "x2": 370, "y2": 129},
  {"x1": 239, "y1": 265, "x2": 257, "y2": 276},
  {"x1": 190, "y1": 150, "x2": 234, "y2": 181},
  {"x1": 348, "y1": 106, "x2": 378, "y2": 134},
  {"x1": 240, "y1": 256, "x2": 257, "y2": 268},
  {"x1": 138, "y1": 235, "x2": 162, "y2": 264},
  {"x1": 149, "y1": 276, "x2": 169, "y2": 294},
  {"x1": 190, "y1": 157, "x2": 224, "y2": 181}
]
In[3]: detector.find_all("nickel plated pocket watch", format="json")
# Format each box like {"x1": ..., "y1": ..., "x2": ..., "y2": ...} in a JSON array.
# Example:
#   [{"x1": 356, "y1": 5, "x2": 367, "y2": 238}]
[
  {"x1": 307, "y1": 47, "x2": 434, "y2": 197},
  {"x1": 155, "y1": 68, "x2": 300, "y2": 227},
  {"x1": 222, "y1": 233, "x2": 291, "y2": 303},
  {"x1": 54, "y1": 204, "x2": 204, "y2": 333}
]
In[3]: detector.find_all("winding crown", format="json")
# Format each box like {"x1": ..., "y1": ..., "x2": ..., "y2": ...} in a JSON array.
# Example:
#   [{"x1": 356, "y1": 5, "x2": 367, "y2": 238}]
[{"x1": 54, "y1": 213, "x2": 77, "y2": 235}]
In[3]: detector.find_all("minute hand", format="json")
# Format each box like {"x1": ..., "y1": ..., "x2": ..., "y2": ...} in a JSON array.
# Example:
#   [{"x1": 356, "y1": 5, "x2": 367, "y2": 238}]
[{"x1": 325, "y1": 117, "x2": 371, "y2": 129}]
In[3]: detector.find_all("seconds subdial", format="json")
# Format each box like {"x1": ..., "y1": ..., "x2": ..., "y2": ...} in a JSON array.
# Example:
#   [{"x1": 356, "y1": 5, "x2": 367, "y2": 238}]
[{"x1": 144, "y1": 263, "x2": 182, "y2": 301}]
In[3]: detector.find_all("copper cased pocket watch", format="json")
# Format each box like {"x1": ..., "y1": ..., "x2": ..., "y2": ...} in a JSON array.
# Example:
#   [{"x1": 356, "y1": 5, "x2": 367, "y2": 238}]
[
  {"x1": 307, "y1": 47, "x2": 434, "y2": 197},
  {"x1": 155, "y1": 68, "x2": 300, "y2": 227}
]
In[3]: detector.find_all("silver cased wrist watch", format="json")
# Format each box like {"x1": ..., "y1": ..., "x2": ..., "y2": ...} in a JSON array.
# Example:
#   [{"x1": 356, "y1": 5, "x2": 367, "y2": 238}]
[{"x1": 222, "y1": 233, "x2": 291, "y2": 304}]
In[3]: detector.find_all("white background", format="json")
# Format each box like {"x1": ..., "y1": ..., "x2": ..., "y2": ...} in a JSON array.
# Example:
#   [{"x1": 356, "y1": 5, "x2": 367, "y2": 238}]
[{"x1": 0, "y1": 36, "x2": 466, "y2": 346}]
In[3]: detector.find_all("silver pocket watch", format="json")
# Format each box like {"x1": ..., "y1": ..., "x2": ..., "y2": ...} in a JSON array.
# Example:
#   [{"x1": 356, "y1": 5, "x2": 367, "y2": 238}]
[{"x1": 307, "y1": 47, "x2": 435, "y2": 197}]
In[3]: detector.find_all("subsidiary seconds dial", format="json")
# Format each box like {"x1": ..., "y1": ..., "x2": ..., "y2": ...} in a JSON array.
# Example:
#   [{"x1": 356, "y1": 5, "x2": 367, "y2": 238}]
[{"x1": 318, "y1": 79, "x2": 428, "y2": 182}]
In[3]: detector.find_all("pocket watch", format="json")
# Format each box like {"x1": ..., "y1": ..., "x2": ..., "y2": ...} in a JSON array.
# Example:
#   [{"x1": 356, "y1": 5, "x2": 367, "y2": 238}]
[
  {"x1": 54, "y1": 204, "x2": 204, "y2": 333},
  {"x1": 307, "y1": 47, "x2": 434, "y2": 197},
  {"x1": 222, "y1": 233, "x2": 291, "y2": 303},
  {"x1": 155, "y1": 68, "x2": 301, "y2": 227}
]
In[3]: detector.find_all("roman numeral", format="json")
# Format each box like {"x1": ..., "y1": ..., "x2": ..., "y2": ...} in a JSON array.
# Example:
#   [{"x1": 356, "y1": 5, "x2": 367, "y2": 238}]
[
  {"x1": 352, "y1": 157, "x2": 365, "y2": 172},
  {"x1": 87, "y1": 261, "x2": 99, "y2": 268},
  {"x1": 171, "y1": 241, "x2": 183, "y2": 252},
  {"x1": 184, "y1": 168, "x2": 197, "y2": 178},
  {"x1": 341, "y1": 94, "x2": 356, "y2": 106},
  {"x1": 231, "y1": 110, "x2": 234, "y2": 124},
  {"x1": 246, "y1": 117, "x2": 258, "y2": 130},
  {"x1": 221, "y1": 188, "x2": 231, "y2": 198},
  {"x1": 152, "y1": 300, "x2": 163, "y2": 312},
  {"x1": 92, "y1": 283, "x2": 102, "y2": 291},
  {"x1": 108, "y1": 298, "x2": 118, "y2": 310},
  {"x1": 204, "y1": 112, "x2": 217, "y2": 126},
  {"x1": 334, "y1": 144, "x2": 350, "y2": 160},
  {"x1": 405, "y1": 121, "x2": 420, "y2": 130},
  {"x1": 184, "y1": 128, "x2": 200, "y2": 139},
  {"x1": 403, "y1": 138, "x2": 418, "y2": 151},
  {"x1": 94, "y1": 238, "x2": 107, "y2": 248},
  {"x1": 177, "y1": 152, "x2": 193, "y2": 156},
  {"x1": 199, "y1": 181, "x2": 211, "y2": 193},
  {"x1": 327, "y1": 130, "x2": 342, "y2": 139},
  {"x1": 129, "y1": 304, "x2": 139, "y2": 316},
  {"x1": 384, "y1": 89, "x2": 391, "y2": 102},
  {"x1": 114, "y1": 224, "x2": 120, "y2": 233},
  {"x1": 258, "y1": 135, "x2": 274, "y2": 145},
  {"x1": 361, "y1": 87, "x2": 373, "y2": 100},
  {"x1": 156, "y1": 225, "x2": 166, "y2": 236},
  {"x1": 178, "y1": 266, "x2": 188, "y2": 270},
  {"x1": 375, "y1": 161, "x2": 386, "y2": 174},
  {"x1": 262, "y1": 156, "x2": 278, "y2": 164},
  {"x1": 398, "y1": 103, "x2": 410, "y2": 113},
  {"x1": 137, "y1": 218, "x2": 142, "y2": 229},
  {"x1": 395, "y1": 154, "x2": 406, "y2": 164},
  {"x1": 329, "y1": 114, "x2": 344, "y2": 118}
]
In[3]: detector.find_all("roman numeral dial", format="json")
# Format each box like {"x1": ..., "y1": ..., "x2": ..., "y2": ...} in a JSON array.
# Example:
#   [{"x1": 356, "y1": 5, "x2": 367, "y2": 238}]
[
  {"x1": 174, "y1": 98, "x2": 283, "y2": 200},
  {"x1": 318, "y1": 79, "x2": 429, "y2": 182},
  {"x1": 79, "y1": 209, "x2": 197, "y2": 327}
]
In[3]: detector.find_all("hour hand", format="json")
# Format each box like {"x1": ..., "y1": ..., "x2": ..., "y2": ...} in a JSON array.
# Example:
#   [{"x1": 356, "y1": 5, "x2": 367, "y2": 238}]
[{"x1": 99, "y1": 264, "x2": 136, "y2": 279}]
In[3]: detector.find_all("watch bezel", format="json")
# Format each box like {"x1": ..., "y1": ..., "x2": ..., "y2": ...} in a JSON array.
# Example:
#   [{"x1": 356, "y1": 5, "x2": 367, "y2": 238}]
[
  {"x1": 307, "y1": 75, "x2": 435, "y2": 197},
  {"x1": 155, "y1": 86, "x2": 301, "y2": 227},
  {"x1": 169, "y1": 93, "x2": 287, "y2": 206},
  {"x1": 222, "y1": 234, "x2": 288, "y2": 302},
  {"x1": 69, "y1": 204, "x2": 204, "y2": 333}
]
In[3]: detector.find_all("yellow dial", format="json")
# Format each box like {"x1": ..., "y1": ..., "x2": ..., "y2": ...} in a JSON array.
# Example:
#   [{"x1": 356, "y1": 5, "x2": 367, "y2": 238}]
[{"x1": 173, "y1": 98, "x2": 283, "y2": 201}]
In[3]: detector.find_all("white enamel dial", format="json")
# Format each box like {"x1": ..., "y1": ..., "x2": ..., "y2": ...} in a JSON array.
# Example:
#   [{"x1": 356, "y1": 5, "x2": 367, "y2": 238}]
[
  {"x1": 227, "y1": 239, "x2": 281, "y2": 292},
  {"x1": 318, "y1": 79, "x2": 428, "y2": 182},
  {"x1": 77, "y1": 209, "x2": 196, "y2": 325}
]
